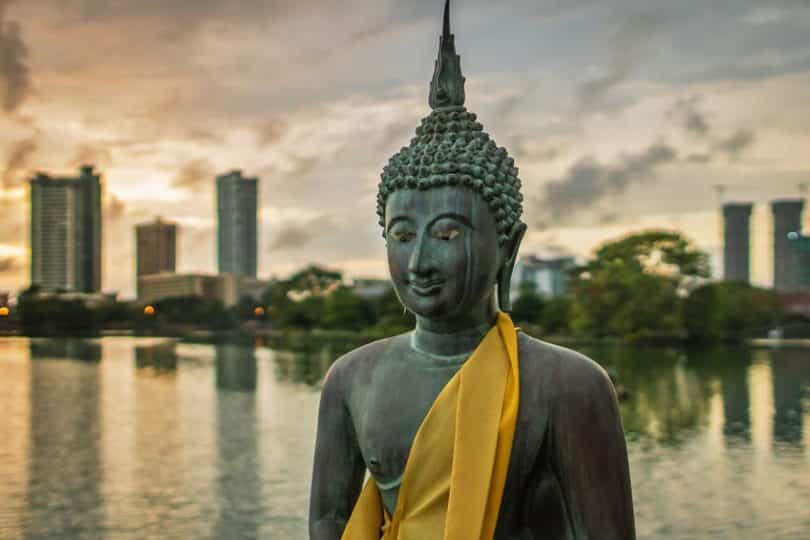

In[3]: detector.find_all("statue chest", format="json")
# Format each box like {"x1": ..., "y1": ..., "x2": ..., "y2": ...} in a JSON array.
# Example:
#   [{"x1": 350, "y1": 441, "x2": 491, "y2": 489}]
[{"x1": 353, "y1": 357, "x2": 462, "y2": 488}]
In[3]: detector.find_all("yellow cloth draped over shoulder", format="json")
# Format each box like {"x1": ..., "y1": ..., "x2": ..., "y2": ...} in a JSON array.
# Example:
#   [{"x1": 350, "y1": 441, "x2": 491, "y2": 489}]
[{"x1": 342, "y1": 312, "x2": 520, "y2": 540}]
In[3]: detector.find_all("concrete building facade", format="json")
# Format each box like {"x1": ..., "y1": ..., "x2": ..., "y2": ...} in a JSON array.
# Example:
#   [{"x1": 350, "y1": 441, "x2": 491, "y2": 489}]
[
  {"x1": 722, "y1": 202, "x2": 753, "y2": 283},
  {"x1": 136, "y1": 217, "x2": 177, "y2": 296},
  {"x1": 772, "y1": 199, "x2": 805, "y2": 292},
  {"x1": 510, "y1": 254, "x2": 575, "y2": 302},
  {"x1": 216, "y1": 170, "x2": 258, "y2": 278},
  {"x1": 29, "y1": 166, "x2": 102, "y2": 292}
]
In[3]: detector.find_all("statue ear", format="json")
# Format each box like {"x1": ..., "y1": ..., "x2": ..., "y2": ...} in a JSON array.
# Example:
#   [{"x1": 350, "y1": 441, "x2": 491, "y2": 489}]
[{"x1": 498, "y1": 222, "x2": 527, "y2": 313}]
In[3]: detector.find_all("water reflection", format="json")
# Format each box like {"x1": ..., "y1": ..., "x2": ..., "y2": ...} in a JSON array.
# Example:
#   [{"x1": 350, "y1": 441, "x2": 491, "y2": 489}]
[
  {"x1": 135, "y1": 341, "x2": 178, "y2": 373},
  {"x1": 215, "y1": 344, "x2": 257, "y2": 392},
  {"x1": 772, "y1": 348, "x2": 808, "y2": 447},
  {"x1": 213, "y1": 344, "x2": 262, "y2": 539},
  {"x1": 27, "y1": 341, "x2": 103, "y2": 539},
  {"x1": 0, "y1": 338, "x2": 808, "y2": 539}
]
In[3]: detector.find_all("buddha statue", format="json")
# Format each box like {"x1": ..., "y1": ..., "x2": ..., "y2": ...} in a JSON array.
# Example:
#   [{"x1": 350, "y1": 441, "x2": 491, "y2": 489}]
[{"x1": 309, "y1": 2, "x2": 635, "y2": 538}]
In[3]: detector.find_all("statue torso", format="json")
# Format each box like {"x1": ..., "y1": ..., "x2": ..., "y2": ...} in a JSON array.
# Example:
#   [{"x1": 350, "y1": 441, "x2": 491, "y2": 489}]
[{"x1": 343, "y1": 332, "x2": 553, "y2": 533}]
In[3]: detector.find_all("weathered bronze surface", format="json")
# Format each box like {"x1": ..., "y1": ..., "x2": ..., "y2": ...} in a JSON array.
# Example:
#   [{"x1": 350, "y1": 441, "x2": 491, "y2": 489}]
[{"x1": 310, "y1": 2, "x2": 635, "y2": 538}]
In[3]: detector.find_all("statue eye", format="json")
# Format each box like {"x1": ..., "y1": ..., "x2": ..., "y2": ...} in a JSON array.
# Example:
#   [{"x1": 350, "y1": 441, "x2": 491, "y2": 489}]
[
  {"x1": 392, "y1": 231, "x2": 416, "y2": 243},
  {"x1": 433, "y1": 228, "x2": 460, "y2": 241}
]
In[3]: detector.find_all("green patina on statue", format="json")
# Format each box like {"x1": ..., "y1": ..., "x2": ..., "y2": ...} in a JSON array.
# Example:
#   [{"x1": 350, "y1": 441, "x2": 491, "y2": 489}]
[{"x1": 310, "y1": 2, "x2": 636, "y2": 538}]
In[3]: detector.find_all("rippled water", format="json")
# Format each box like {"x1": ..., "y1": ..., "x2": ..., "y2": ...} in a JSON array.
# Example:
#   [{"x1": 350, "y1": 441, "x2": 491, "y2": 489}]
[{"x1": 0, "y1": 337, "x2": 808, "y2": 539}]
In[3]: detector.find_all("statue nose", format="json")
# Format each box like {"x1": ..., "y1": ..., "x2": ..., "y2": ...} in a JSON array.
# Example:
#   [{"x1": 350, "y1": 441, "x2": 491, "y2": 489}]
[{"x1": 407, "y1": 232, "x2": 435, "y2": 275}]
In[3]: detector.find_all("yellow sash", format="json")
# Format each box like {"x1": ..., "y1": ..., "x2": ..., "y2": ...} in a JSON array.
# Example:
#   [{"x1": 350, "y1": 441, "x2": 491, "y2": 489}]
[{"x1": 342, "y1": 312, "x2": 520, "y2": 540}]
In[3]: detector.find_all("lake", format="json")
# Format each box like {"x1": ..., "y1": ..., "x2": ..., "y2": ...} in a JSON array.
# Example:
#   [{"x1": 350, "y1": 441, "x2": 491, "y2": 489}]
[{"x1": 0, "y1": 336, "x2": 808, "y2": 539}]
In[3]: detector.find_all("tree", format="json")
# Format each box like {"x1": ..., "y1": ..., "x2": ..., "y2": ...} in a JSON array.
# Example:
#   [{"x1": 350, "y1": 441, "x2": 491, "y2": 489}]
[
  {"x1": 511, "y1": 282, "x2": 545, "y2": 325},
  {"x1": 684, "y1": 282, "x2": 783, "y2": 341},
  {"x1": 322, "y1": 286, "x2": 376, "y2": 330},
  {"x1": 569, "y1": 230, "x2": 710, "y2": 339}
]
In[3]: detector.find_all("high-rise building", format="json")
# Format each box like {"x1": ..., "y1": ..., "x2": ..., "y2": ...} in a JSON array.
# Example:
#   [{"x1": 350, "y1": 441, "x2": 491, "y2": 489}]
[
  {"x1": 772, "y1": 199, "x2": 804, "y2": 292},
  {"x1": 788, "y1": 233, "x2": 810, "y2": 291},
  {"x1": 29, "y1": 165, "x2": 102, "y2": 292},
  {"x1": 722, "y1": 202, "x2": 753, "y2": 283},
  {"x1": 136, "y1": 217, "x2": 177, "y2": 296},
  {"x1": 216, "y1": 170, "x2": 258, "y2": 278}
]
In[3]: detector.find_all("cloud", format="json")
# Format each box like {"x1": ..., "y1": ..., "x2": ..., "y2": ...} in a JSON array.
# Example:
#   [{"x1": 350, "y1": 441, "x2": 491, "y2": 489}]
[
  {"x1": 0, "y1": 254, "x2": 21, "y2": 273},
  {"x1": 268, "y1": 214, "x2": 334, "y2": 251},
  {"x1": 68, "y1": 143, "x2": 112, "y2": 168},
  {"x1": 171, "y1": 158, "x2": 216, "y2": 190},
  {"x1": 576, "y1": 11, "x2": 666, "y2": 113},
  {"x1": 255, "y1": 118, "x2": 288, "y2": 146},
  {"x1": 537, "y1": 143, "x2": 678, "y2": 226},
  {"x1": 714, "y1": 129, "x2": 755, "y2": 160},
  {"x1": 0, "y1": 1, "x2": 32, "y2": 113},
  {"x1": 2, "y1": 136, "x2": 37, "y2": 188},
  {"x1": 668, "y1": 95, "x2": 710, "y2": 137}
]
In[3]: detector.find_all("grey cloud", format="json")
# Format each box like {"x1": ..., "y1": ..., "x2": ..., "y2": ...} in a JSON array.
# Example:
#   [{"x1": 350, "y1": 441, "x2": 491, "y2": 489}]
[
  {"x1": 714, "y1": 129, "x2": 755, "y2": 160},
  {"x1": 668, "y1": 95, "x2": 710, "y2": 137},
  {"x1": 0, "y1": 1, "x2": 32, "y2": 113},
  {"x1": 2, "y1": 136, "x2": 37, "y2": 189},
  {"x1": 268, "y1": 215, "x2": 334, "y2": 251},
  {"x1": 171, "y1": 159, "x2": 216, "y2": 190},
  {"x1": 68, "y1": 143, "x2": 112, "y2": 168},
  {"x1": 577, "y1": 10, "x2": 666, "y2": 113},
  {"x1": 537, "y1": 142, "x2": 677, "y2": 226}
]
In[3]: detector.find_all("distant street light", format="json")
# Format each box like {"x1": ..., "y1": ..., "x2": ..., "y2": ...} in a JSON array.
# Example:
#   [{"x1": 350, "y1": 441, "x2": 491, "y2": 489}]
[
  {"x1": 254, "y1": 306, "x2": 266, "y2": 317},
  {"x1": 0, "y1": 307, "x2": 9, "y2": 317},
  {"x1": 144, "y1": 305, "x2": 156, "y2": 316}
]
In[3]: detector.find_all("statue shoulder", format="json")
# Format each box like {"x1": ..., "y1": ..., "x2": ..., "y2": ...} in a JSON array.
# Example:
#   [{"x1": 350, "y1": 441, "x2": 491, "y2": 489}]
[
  {"x1": 322, "y1": 333, "x2": 408, "y2": 397},
  {"x1": 516, "y1": 332, "x2": 615, "y2": 403}
]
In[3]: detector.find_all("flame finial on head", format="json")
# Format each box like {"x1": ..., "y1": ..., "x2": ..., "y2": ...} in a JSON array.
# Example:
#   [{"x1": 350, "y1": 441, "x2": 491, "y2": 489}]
[{"x1": 429, "y1": 0, "x2": 465, "y2": 109}]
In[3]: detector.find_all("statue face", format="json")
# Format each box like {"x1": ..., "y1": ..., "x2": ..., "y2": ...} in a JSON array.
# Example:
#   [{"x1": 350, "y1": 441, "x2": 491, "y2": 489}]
[{"x1": 385, "y1": 185, "x2": 502, "y2": 322}]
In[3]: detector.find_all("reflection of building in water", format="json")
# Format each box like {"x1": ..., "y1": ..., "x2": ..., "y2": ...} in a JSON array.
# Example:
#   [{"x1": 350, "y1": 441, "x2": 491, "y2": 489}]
[
  {"x1": 135, "y1": 341, "x2": 178, "y2": 372},
  {"x1": 29, "y1": 338, "x2": 102, "y2": 362},
  {"x1": 719, "y1": 349, "x2": 752, "y2": 443},
  {"x1": 215, "y1": 344, "x2": 257, "y2": 392},
  {"x1": 214, "y1": 355, "x2": 262, "y2": 538},
  {"x1": 133, "y1": 346, "x2": 181, "y2": 537},
  {"x1": 271, "y1": 346, "x2": 333, "y2": 387},
  {"x1": 771, "y1": 348, "x2": 808, "y2": 446},
  {"x1": 26, "y1": 354, "x2": 103, "y2": 538}
]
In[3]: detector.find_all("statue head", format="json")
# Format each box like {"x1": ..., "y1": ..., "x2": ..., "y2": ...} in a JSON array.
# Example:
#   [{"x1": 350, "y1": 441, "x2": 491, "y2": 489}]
[{"x1": 377, "y1": 0, "x2": 526, "y2": 326}]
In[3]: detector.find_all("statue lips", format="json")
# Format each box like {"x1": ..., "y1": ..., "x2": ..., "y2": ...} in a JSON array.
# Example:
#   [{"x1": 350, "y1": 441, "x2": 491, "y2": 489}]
[{"x1": 407, "y1": 278, "x2": 445, "y2": 296}]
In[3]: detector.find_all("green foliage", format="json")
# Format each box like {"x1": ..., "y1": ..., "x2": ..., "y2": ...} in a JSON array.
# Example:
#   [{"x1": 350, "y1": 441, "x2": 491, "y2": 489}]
[
  {"x1": 17, "y1": 297, "x2": 99, "y2": 336},
  {"x1": 684, "y1": 282, "x2": 783, "y2": 341},
  {"x1": 322, "y1": 286, "x2": 377, "y2": 331},
  {"x1": 511, "y1": 283, "x2": 545, "y2": 325},
  {"x1": 540, "y1": 297, "x2": 571, "y2": 334},
  {"x1": 569, "y1": 230, "x2": 709, "y2": 339},
  {"x1": 152, "y1": 296, "x2": 236, "y2": 330}
]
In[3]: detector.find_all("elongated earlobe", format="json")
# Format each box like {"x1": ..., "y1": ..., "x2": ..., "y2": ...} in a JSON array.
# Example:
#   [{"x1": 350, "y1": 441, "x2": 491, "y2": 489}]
[{"x1": 498, "y1": 222, "x2": 527, "y2": 313}]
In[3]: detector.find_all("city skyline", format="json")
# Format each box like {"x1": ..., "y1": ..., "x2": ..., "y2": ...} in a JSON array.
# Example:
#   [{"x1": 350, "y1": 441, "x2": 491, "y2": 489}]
[{"x1": 1, "y1": 0, "x2": 810, "y2": 298}]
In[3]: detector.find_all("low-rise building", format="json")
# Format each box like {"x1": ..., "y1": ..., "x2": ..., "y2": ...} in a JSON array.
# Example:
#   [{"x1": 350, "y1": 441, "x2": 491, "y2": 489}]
[
  {"x1": 510, "y1": 254, "x2": 575, "y2": 301},
  {"x1": 138, "y1": 272, "x2": 273, "y2": 308},
  {"x1": 351, "y1": 278, "x2": 391, "y2": 299}
]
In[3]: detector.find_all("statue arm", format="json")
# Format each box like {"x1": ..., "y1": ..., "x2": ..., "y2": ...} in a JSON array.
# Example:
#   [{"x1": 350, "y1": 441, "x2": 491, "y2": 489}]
[
  {"x1": 309, "y1": 357, "x2": 367, "y2": 540},
  {"x1": 541, "y1": 357, "x2": 636, "y2": 539}
]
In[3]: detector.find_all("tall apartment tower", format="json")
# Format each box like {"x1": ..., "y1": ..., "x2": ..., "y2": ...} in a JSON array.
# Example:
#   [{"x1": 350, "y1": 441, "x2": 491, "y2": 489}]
[
  {"x1": 135, "y1": 217, "x2": 177, "y2": 296},
  {"x1": 722, "y1": 202, "x2": 753, "y2": 283},
  {"x1": 771, "y1": 199, "x2": 805, "y2": 291},
  {"x1": 29, "y1": 165, "x2": 102, "y2": 292},
  {"x1": 216, "y1": 170, "x2": 258, "y2": 278}
]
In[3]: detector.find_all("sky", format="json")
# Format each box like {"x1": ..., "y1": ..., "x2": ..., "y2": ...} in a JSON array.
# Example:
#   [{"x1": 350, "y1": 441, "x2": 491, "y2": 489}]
[{"x1": 1, "y1": 0, "x2": 809, "y2": 299}]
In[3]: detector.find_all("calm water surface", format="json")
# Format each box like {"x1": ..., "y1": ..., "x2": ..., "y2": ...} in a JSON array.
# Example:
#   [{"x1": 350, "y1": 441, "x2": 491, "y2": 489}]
[{"x1": 0, "y1": 337, "x2": 808, "y2": 539}]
